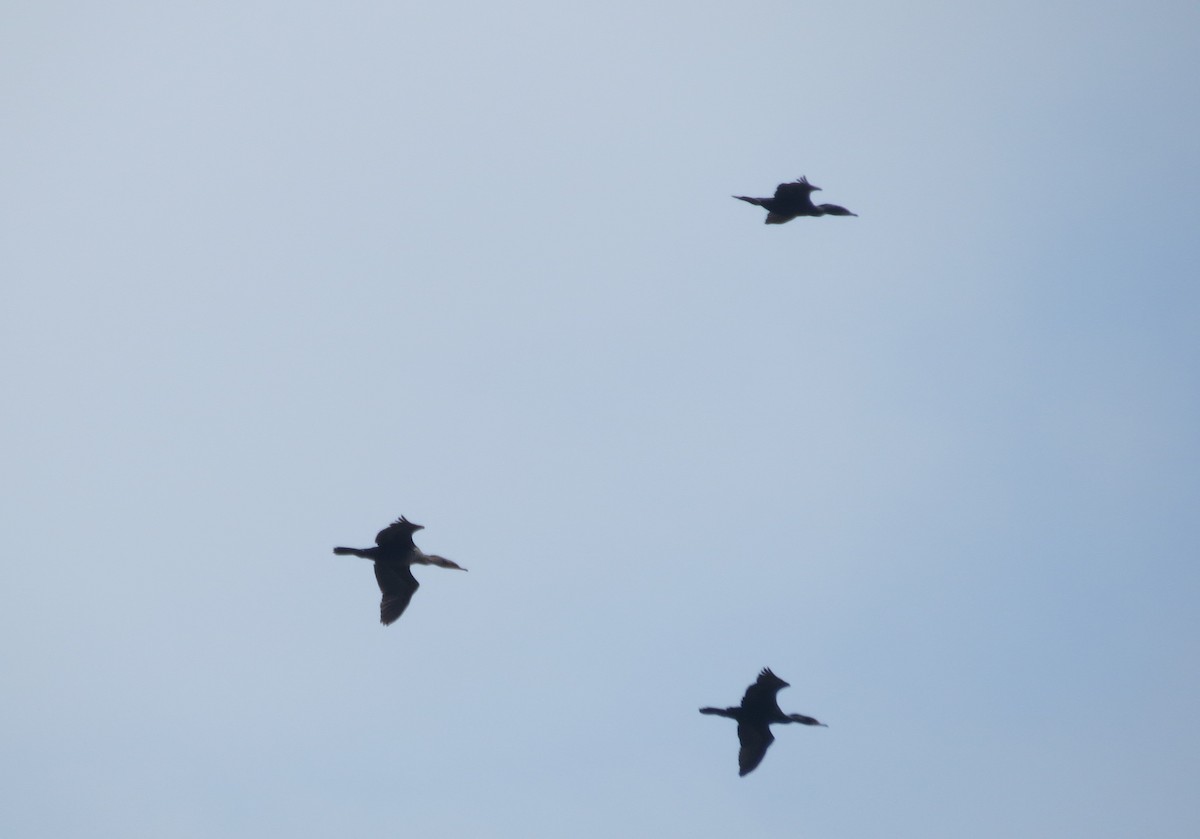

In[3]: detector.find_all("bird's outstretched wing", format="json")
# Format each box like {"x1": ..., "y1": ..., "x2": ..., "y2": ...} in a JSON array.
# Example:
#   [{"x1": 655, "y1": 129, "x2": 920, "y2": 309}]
[
  {"x1": 767, "y1": 180, "x2": 818, "y2": 219},
  {"x1": 736, "y1": 722, "x2": 775, "y2": 776},
  {"x1": 374, "y1": 562, "x2": 419, "y2": 625},
  {"x1": 772, "y1": 178, "x2": 814, "y2": 200},
  {"x1": 741, "y1": 668, "x2": 786, "y2": 712},
  {"x1": 375, "y1": 517, "x2": 419, "y2": 548}
]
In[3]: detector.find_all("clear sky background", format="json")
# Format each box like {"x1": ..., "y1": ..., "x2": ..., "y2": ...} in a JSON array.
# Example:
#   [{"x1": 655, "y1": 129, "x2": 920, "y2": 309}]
[{"x1": 4, "y1": 2, "x2": 1199, "y2": 837}]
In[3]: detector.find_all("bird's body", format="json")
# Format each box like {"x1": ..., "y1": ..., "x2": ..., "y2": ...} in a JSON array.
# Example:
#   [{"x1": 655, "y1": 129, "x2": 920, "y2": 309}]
[
  {"x1": 735, "y1": 176, "x2": 857, "y2": 224},
  {"x1": 700, "y1": 668, "x2": 826, "y2": 776},
  {"x1": 333, "y1": 516, "x2": 465, "y2": 625}
]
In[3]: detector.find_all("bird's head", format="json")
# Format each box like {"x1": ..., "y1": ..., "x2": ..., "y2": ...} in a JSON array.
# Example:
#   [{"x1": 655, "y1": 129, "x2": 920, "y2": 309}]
[
  {"x1": 816, "y1": 203, "x2": 857, "y2": 217},
  {"x1": 788, "y1": 713, "x2": 828, "y2": 727},
  {"x1": 428, "y1": 554, "x2": 467, "y2": 571}
]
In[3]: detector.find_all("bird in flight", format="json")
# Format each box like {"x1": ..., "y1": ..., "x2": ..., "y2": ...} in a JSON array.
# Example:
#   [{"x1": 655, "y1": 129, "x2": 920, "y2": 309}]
[
  {"x1": 700, "y1": 668, "x2": 827, "y2": 776},
  {"x1": 734, "y1": 176, "x2": 857, "y2": 224},
  {"x1": 333, "y1": 516, "x2": 466, "y2": 625}
]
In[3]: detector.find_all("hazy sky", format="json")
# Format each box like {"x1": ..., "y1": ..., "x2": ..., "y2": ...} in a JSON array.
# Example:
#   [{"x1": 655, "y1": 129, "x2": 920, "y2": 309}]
[{"x1": 4, "y1": 2, "x2": 1199, "y2": 837}]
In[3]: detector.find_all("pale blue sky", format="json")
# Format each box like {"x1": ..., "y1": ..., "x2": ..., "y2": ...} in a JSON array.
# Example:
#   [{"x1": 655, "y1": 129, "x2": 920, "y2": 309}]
[{"x1": 3, "y1": 2, "x2": 1199, "y2": 837}]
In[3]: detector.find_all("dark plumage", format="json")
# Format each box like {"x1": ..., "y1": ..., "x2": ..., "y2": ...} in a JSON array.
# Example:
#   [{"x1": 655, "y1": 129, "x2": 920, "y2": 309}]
[
  {"x1": 734, "y1": 176, "x2": 857, "y2": 224},
  {"x1": 333, "y1": 516, "x2": 466, "y2": 625},
  {"x1": 700, "y1": 668, "x2": 827, "y2": 776}
]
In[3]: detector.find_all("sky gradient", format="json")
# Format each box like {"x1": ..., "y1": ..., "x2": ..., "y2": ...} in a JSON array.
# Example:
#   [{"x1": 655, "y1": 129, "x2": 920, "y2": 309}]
[{"x1": 4, "y1": 2, "x2": 1199, "y2": 837}]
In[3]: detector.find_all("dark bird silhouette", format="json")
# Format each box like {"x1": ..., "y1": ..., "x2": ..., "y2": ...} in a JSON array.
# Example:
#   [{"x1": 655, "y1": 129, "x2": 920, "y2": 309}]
[
  {"x1": 734, "y1": 176, "x2": 857, "y2": 224},
  {"x1": 333, "y1": 516, "x2": 466, "y2": 625},
  {"x1": 700, "y1": 668, "x2": 827, "y2": 776}
]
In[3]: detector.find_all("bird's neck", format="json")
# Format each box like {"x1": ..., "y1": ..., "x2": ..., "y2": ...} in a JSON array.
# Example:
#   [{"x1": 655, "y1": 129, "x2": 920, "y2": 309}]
[{"x1": 415, "y1": 550, "x2": 453, "y2": 568}]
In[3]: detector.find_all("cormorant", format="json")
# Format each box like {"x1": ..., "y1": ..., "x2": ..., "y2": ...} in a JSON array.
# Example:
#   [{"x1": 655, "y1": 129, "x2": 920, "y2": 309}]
[
  {"x1": 333, "y1": 516, "x2": 465, "y2": 625},
  {"x1": 734, "y1": 176, "x2": 857, "y2": 224},
  {"x1": 700, "y1": 668, "x2": 827, "y2": 776}
]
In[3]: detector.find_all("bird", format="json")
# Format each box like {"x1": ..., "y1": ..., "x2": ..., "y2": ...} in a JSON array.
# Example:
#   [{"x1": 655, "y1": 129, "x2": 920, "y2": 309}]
[
  {"x1": 734, "y1": 176, "x2": 857, "y2": 224},
  {"x1": 700, "y1": 668, "x2": 827, "y2": 776},
  {"x1": 333, "y1": 516, "x2": 466, "y2": 625}
]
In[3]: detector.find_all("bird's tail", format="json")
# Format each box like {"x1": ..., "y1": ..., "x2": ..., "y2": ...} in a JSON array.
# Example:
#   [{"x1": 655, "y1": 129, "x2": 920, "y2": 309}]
[
  {"x1": 699, "y1": 706, "x2": 737, "y2": 718},
  {"x1": 333, "y1": 547, "x2": 371, "y2": 558},
  {"x1": 733, "y1": 195, "x2": 767, "y2": 207}
]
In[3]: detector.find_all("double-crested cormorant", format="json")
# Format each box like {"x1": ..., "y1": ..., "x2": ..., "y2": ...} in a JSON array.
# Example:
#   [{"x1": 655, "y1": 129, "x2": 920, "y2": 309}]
[
  {"x1": 734, "y1": 176, "x2": 857, "y2": 224},
  {"x1": 700, "y1": 668, "x2": 827, "y2": 776},
  {"x1": 333, "y1": 516, "x2": 466, "y2": 625}
]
